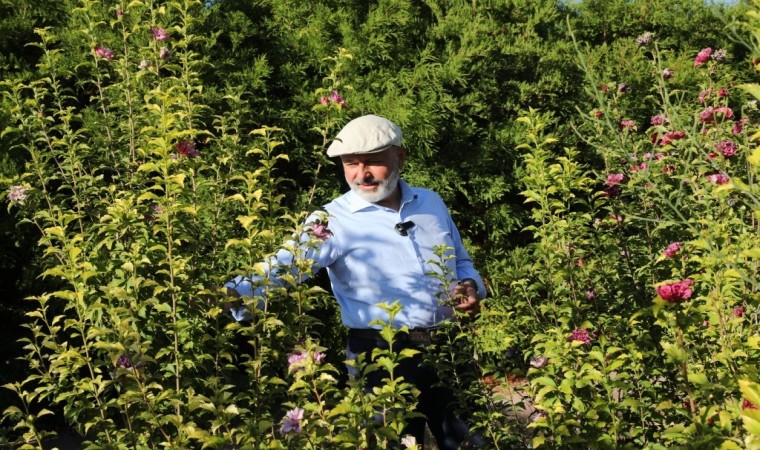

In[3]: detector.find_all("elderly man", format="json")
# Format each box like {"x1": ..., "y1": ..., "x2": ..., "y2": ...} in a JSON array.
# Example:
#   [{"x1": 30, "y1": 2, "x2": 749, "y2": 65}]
[{"x1": 226, "y1": 114, "x2": 486, "y2": 448}]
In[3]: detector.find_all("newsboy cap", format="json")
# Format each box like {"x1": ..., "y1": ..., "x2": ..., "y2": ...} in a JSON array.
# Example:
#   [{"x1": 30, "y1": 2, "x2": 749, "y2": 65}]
[{"x1": 326, "y1": 114, "x2": 402, "y2": 157}]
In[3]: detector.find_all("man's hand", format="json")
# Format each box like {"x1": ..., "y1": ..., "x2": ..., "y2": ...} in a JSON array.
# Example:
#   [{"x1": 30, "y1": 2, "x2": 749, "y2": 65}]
[{"x1": 452, "y1": 279, "x2": 481, "y2": 315}]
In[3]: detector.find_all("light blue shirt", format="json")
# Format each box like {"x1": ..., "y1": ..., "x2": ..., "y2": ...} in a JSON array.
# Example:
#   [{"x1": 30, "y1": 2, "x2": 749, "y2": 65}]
[{"x1": 225, "y1": 180, "x2": 486, "y2": 329}]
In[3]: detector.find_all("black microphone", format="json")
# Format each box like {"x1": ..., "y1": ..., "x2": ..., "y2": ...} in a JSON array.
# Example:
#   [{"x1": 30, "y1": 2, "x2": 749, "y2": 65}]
[{"x1": 395, "y1": 221, "x2": 415, "y2": 236}]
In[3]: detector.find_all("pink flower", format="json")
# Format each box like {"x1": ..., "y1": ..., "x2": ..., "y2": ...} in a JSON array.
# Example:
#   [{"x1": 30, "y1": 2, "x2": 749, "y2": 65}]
[
  {"x1": 95, "y1": 46, "x2": 115, "y2": 61},
  {"x1": 594, "y1": 110, "x2": 604, "y2": 119},
  {"x1": 287, "y1": 351, "x2": 308, "y2": 372},
  {"x1": 694, "y1": 47, "x2": 713, "y2": 67},
  {"x1": 320, "y1": 96, "x2": 329, "y2": 106},
  {"x1": 620, "y1": 120, "x2": 637, "y2": 130},
  {"x1": 116, "y1": 9, "x2": 123, "y2": 19},
  {"x1": 663, "y1": 242, "x2": 681, "y2": 258},
  {"x1": 280, "y1": 407, "x2": 304, "y2": 434},
  {"x1": 651, "y1": 114, "x2": 666, "y2": 126},
  {"x1": 617, "y1": 83, "x2": 628, "y2": 93},
  {"x1": 585, "y1": 289, "x2": 597, "y2": 300},
  {"x1": 530, "y1": 356, "x2": 549, "y2": 368},
  {"x1": 307, "y1": 219, "x2": 332, "y2": 241},
  {"x1": 698, "y1": 89, "x2": 711, "y2": 104},
  {"x1": 718, "y1": 88, "x2": 728, "y2": 97},
  {"x1": 659, "y1": 130, "x2": 686, "y2": 146},
  {"x1": 662, "y1": 68, "x2": 674, "y2": 79},
  {"x1": 329, "y1": 90, "x2": 345, "y2": 106},
  {"x1": 700, "y1": 107, "x2": 715, "y2": 123},
  {"x1": 732, "y1": 121, "x2": 743, "y2": 134},
  {"x1": 568, "y1": 328, "x2": 592, "y2": 345},
  {"x1": 715, "y1": 140, "x2": 737, "y2": 157},
  {"x1": 313, "y1": 351, "x2": 326, "y2": 364},
  {"x1": 601, "y1": 85, "x2": 609, "y2": 93},
  {"x1": 176, "y1": 140, "x2": 199, "y2": 158},
  {"x1": 8, "y1": 185, "x2": 28, "y2": 202},
  {"x1": 151, "y1": 27, "x2": 170, "y2": 41},
  {"x1": 656, "y1": 279, "x2": 694, "y2": 303},
  {"x1": 715, "y1": 107, "x2": 734, "y2": 121},
  {"x1": 733, "y1": 306, "x2": 744, "y2": 318},
  {"x1": 707, "y1": 173, "x2": 730, "y2": 185},
  {"x1": 606, "y1": 173, "x2": 625, "y2": 185}
]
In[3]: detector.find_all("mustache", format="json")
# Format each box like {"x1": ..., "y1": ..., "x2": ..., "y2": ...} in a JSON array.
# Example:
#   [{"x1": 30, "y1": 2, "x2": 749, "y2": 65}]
[{"x1": 353, "y1": 177, "x2": 382, "y2": 186}]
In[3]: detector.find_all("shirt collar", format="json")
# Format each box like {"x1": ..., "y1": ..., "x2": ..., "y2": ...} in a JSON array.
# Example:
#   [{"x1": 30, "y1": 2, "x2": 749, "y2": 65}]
[{"x1": 345, "y1": 179, "x2": 416, "y2": 213}]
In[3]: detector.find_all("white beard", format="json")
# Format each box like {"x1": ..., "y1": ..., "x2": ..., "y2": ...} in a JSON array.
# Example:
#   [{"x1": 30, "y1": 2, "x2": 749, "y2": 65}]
[{"x1": 350, "y1": 166, "x2": 401, "y2": 204}]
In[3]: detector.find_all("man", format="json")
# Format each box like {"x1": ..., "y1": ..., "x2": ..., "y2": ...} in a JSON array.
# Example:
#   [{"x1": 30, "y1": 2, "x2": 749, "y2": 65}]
[{"x1": 226, "y1": 114, "x2": 485, "y2": 448}]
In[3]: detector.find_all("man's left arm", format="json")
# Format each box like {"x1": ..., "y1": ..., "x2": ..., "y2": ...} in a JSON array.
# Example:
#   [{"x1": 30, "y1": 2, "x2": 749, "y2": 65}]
[{"x1": 448, "y1": 216, "x2": 486, "y2": 314}]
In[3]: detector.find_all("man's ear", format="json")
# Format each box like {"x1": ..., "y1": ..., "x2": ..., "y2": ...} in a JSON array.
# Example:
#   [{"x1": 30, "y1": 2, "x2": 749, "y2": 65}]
[{"x1": 396, "y1": 146, "x2": 408, "y2": 167}]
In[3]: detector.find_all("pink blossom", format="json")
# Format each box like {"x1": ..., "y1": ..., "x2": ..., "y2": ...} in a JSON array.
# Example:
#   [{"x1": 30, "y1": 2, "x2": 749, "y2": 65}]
[
  {"x1": 659, "y1": 130, "x2": 686, "y2": 146},
  {"x1": 307, "y1": 219, "x2": 332, "y2": 241},
  {"x1": 585, "y1": 289, "x2": 597, "y2": 300},
  {"x1": 700, "y1": 107, "x2": 715, "y2": 123},
  {"x1": 594, "y1": 110, "x2": 604, "y2": 119},
  {"x1": 620, "y1": 120, "x2": 637, "y2": 130},
  {"x1": 707, "y1": 152, "x2": 719, "y2": 160},
  {"x1": 280, "y1": 407, "x2": 304, "y2": 434},
  {"x1": 176, "y1": 140, "x2": 199, "y2": 158},
  {"x1": 662, "y1": 68, "x2": 674, "y2": 79},
  {"x1": 606, "y1": 173, "x2": 625, "y2": 185},
  {"x1": 610, "y1": 214, "x2": 623, "y2": 222},
  {"x1": 320, "y1": 96, "x2": 329, "y2": 106},
  {"x1": 732, "y1": 121, "x2": 743, "y2": 134},
  {"x1": 656, "y1": 279, "x2": 694, "y2": 303},
  {"x1": 116, "y1": 9, "x2": 123, "y2": 19},
  {"x1": 715, "y1": 106, "x2": 734, "y2": 120},
  {"x1": 287, "y1": 351, "x2": 308, "y2": 372},
  {"x1": 568, "y1": 328, "x2": 592, "y2": 344},
  {"x1": 733, "y1": 306, "x2": 744, "y2": 318},
  {"x1": 694, "y1": 47, "x2": 713, "y2": 67},
  {"x1": 95, "y1": 46, "x2": 115, "y2": 61},
  {"x1": 313, "y1": 351, "x2": 326, "y2": 364},
  {"x1": 151, "y1": 27, "x2": 170, "y2": 41},
  {"x1": 715, "y1": 140, "x2": 737, "y2": 157},
  {"x1": 7, "y1": 185, "x2": 28, "y2": 202},
  {"x1": 651, "y1": 114, "x2": 667, "y2": 126},
  {"x1": 707, "y1": 173, "x2": 730, "y2": 185},
  {"x1": 601, "y1": 85, "x2": 609, "y2": 93},
  {"x1": 718, "y1": 88, "x2": 728, "y2": 97},
  {"x1": 329, "y1": 90, "x2": 345, "y2": 106},
  {"x1": 617, "y1": 83, "x2": 628, "y2": 93},
  {"x1": 698, "y1": 89, "x2": 711, "y2": 104},
  {"x1": 530, "y1": 356, "x2": 549, "y2": 368},
  {"x1": 663, "y1": 242, "x2": 681, "y2": 258}
]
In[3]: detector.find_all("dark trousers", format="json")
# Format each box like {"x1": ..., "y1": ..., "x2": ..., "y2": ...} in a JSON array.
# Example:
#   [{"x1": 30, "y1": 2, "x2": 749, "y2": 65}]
[{"x1": 346, "y1": 332, "x2": 469, "y2": 449}]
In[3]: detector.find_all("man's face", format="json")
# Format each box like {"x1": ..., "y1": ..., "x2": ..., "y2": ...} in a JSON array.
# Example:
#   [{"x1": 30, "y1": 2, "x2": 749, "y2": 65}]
[{"x1": 341, "y1": 147, "x2": 405, "y2": 203}]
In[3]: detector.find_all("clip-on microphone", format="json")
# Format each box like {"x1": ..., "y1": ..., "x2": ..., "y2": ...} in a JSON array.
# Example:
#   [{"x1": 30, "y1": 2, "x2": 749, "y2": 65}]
[{"x1": 395, "y1": 221, "x2": 415, "y2": 236}]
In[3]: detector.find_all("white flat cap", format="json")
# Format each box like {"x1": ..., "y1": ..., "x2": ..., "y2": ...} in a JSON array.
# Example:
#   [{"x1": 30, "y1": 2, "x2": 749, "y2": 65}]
[{"x1": 326, "y1": 114, "x2": 402, "y2": 157}]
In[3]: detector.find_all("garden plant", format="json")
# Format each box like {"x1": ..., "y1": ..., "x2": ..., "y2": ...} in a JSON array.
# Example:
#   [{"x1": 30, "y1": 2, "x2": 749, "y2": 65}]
[{"x1": 1, "y1": 0, "x2": 760, "y2": 449}]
